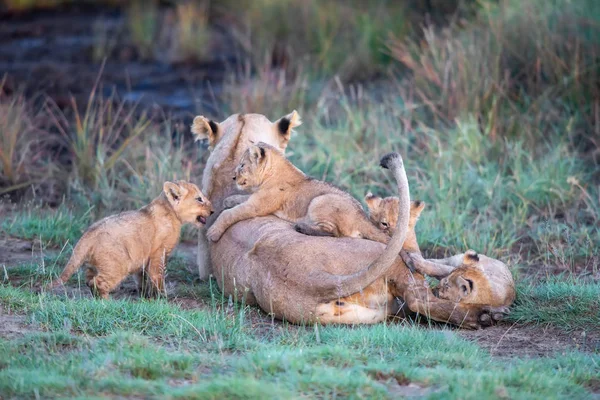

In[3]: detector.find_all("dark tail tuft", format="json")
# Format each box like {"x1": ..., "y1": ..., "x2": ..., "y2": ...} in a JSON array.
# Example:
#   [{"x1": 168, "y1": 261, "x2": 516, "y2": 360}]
[{"x1": 380, "y1": 152, "x2": 403, "y2": 170}]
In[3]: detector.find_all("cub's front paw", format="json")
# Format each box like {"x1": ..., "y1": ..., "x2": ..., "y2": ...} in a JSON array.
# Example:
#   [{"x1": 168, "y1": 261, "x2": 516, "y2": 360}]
[{"x1": 206, "y1": 224, "x2": 224, "y2": 242}]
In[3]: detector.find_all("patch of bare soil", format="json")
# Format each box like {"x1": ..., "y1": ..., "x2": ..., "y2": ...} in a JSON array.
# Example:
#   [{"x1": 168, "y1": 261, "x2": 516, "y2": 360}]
[
  {"x1": 0, "y1": 237, "x2": 48, "y2": 267},
  {"x1": 371, "y1": 371, "x2": 441, "y2": 397},
  {"x1": 0, "y1": 305, "x2": 39, "y2": 339},
  {"x1": 460, "y1": 323, "x2": 600, "y2": 358}
]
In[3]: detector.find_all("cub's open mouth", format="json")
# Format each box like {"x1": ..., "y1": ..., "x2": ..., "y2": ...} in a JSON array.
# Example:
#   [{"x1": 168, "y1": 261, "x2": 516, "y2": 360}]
[{"x1": 197, "y1": 215, "x2": 207, "y2": 224}]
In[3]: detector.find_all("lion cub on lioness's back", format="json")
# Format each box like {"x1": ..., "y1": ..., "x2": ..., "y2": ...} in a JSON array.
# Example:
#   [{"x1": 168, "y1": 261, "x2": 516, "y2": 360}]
[
  {"x1": 50, "y1": 181, "x2": 213, "y2": 299},
  {"x1": 206, "y1": 142, "x2": 394, "y2": 243}
]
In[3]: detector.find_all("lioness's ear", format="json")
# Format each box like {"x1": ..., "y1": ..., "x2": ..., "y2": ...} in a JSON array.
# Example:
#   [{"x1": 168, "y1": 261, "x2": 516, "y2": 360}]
[
  {"x1": 410, "y1": 200, "x2": 426, "y2": 219},
  {"x1": 462, "y1": 249, "x2": 479, "y2": 266},
  {"x1": 456, "y1": 276, "x2": 474, "y2": 298},
  {"x1": 274, "y1": 110, "x2": 301, "y2": 151},
  {"x1": 364, "y1": 192, "x2": 382, "y2": 211},
  {"x1": 164, "y1": 181, "x2": 183, "y2": 205},
  {"x1": 191, "y1": 116, "x2": 221, "y2": 148}
]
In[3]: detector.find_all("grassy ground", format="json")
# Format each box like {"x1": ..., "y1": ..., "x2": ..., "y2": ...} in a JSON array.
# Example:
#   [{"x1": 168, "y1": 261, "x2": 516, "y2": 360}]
[
  {"x1": 1, "y1": 259, "x2": 599, "y2": 399},
  {"x1": 1, "y1": 0, "x2": 600, "y2": 398}
]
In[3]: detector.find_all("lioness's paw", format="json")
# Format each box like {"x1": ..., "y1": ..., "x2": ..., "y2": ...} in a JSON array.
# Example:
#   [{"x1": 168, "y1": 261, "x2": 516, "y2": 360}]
[
  {"x1": 479, "y1": 305, "x2": 510, "y2": 327},
  {"x1": 399, "y1": 250, "x2": 416, "y2": 273},
  {"x1": 206, "y1": 225, "x2": 223, "y2": 242}
]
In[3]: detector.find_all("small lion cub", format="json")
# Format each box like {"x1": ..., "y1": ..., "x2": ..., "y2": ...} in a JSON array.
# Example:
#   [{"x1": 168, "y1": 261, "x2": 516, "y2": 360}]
[
  {"x1": 50, "y1": 181, "x2": 213, "y2": 299},
  {"x1": 207, "y1": 142, "x2": 397, "y2": 243}
]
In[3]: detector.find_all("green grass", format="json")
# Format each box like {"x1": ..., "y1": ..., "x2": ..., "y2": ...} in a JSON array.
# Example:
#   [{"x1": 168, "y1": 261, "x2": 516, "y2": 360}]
[
  {"x1": 1, "y1": 203, "x2": 92, "y2": 248},
  {"x1": 511, "y1": 278, "x2": 600, "y2": 331},
  {"x1": 1, "y1": 0, "x2": 599, "y2": 398},
  {"x1": 0, "y1": 283, "x2": 598, "y2": 399}
]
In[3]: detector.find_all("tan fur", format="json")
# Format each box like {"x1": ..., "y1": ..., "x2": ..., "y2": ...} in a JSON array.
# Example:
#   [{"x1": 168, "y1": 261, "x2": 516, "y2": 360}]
[
  {"x1": 206, "y1": 142, "x2": 389, "y2": 243},
  {"x1": 50, "y1": 181, "x2": 212, "y2": 299},
  {"x1": 365, "y1": 193, "x2": 515, "y2": 309},
  {"x1": 366, "y1": 193, "x2": 425, "y2": 252},
  {"x1": 192, "y1": 111, "x2": 302, "y2": 279},
  {"x1": 198, "y1": 112, "x2": 509, "y2": 328},
  {"x1": 436, "y1": 250, "x2": 516, "y2": 307}
]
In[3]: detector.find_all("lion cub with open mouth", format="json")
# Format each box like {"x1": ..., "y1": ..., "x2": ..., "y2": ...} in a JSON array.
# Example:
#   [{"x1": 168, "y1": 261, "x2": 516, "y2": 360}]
[
  {"x1": 206, "y1": 142, "x2": 395, "y2": 243},
  {"x1": 50, "y1": 181, "x2": 213, "y2": 299}
]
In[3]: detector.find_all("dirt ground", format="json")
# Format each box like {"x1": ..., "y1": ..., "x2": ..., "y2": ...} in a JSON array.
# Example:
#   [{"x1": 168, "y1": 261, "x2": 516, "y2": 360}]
[{"x1": 1, "y1": 236, "x2": 598, "y2": 359}]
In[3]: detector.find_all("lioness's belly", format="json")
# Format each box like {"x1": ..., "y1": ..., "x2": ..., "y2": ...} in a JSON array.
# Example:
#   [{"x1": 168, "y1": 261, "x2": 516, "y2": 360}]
[{"x1": 209, "y1": 216, "x2": 391, "y2": 322}]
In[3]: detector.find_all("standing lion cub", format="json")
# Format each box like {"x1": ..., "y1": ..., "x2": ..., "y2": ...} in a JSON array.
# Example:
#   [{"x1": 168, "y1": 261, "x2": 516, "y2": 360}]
[
  {"x1": 50, "y1": 181, "x2": 213, "y2": 299},
  {"x1": 206, "y1": 142, "x2": 397, "y2": 243}
]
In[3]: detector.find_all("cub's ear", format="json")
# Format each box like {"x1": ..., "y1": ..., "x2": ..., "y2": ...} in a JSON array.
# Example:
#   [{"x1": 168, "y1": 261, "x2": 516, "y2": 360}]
[
  {"x1": 191, "y1": 116, "x2": 221, "y2": 148},
  {"x1": 410, "y1": 200, "x2": 426, "y2": 219},
  {"x1": 462, "y1": 249, "x2": 480, "y2": 266},
  {"x1": 249, "y1": 144, "x2": 267, "y2": 163},
  {"x1": 364, "y1": 192, "x2": 382, "y2": 210},
  {"x1": 455, "y1": 275, "x2": 474, "y2": 298},
  {"x1": 163, "y1": 181, "x2": 189, "y2": 205}
]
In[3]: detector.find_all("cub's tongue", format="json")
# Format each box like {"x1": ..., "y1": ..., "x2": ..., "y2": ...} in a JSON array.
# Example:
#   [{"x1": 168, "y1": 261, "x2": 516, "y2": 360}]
[{"x1": 197, "y1": 216, "x2": 207, "y2": 224}]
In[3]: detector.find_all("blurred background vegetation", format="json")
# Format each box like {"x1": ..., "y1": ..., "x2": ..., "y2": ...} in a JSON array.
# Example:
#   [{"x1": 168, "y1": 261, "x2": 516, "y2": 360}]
[{"x1": 0, "y1": 0, "x2": 599, "y2": 273}]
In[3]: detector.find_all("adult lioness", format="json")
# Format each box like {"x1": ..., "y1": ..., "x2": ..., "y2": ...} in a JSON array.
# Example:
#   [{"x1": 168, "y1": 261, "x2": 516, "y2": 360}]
[
  {"x1": 192, "y1": 111, "x2": 302, "y2": 279},
  {"x1": 206, "y1": 142, "x2": 390, "y2": 244},
  {"x1": 197, "y1": 111, "x2": 508, "y2": 328}
]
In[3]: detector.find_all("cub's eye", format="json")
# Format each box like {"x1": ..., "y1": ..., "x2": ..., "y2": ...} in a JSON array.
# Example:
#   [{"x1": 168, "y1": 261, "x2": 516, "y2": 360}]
[
  {"x1": 196, "y1": 197, "x2": 203, "y2": 203},
  {"x1": 381, "y1": 222, "x2": 389, "y2": 228},
  {"x1": 240, "y1": 163, "x2": 245, "y2": 168}
]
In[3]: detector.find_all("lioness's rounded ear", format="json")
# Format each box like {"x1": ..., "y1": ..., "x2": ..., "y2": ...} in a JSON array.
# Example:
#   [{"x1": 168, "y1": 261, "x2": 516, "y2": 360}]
[
  {"x1": 274, "y1": 111, "x2": 301, "y2": 152},
  {"x1": 364, "y1": 192, "x2": 382, "y2": 210},
  {"x1": 163, "y1": 181, "x2": 181, "y2": 204},
  {"x1": 276, "y1": 110, "x2": 302, "y2": 136},
  {"x1": 191, "y1": 116, "x2": 221, "y2": 148}
]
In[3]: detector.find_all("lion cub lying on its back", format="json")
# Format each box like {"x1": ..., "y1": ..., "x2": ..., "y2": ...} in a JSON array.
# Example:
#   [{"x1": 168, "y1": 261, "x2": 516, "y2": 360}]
[
  {"x1": 50, "y1": 181, "x2": 213, "y2": 299},
  {"x1": 365, "y1": 193, "x2": 515, "y2": 308},
  {"x1": 206, "y1": 142, "x2": 395, "y2": 243}
]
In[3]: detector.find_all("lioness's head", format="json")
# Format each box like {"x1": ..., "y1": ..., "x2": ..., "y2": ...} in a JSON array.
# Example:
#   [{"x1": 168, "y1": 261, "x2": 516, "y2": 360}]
[
  {"x1": 233, "y1": 142, "x2": 282, "y2": 192},
  {"x1": 191, "y1": 111, "x2": 302, "y2": 152},
  {"x1": 437, "y1": 250, "x2": 496, "y2": 304},
  {"x1": 365, "y1": 193, "x2": 425, "y2": 251},
  {"x1": 163, "y1": 181, "x2": 214, "y2": 227}
]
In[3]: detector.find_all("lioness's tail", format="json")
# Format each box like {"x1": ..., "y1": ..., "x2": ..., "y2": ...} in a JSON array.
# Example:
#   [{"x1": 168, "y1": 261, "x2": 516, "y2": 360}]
[
  {"x1": 317, "y1": 152, "x2": 411, "y2": 299},
  {"x1": 49, "y1": 236, "x2": 92, "y2": 288}
]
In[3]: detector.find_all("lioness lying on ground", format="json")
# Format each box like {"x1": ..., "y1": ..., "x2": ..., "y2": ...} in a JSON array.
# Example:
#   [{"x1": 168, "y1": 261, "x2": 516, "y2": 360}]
[
  {"x1": 196, "y1": 111, "x2": 509, "y2": 328},
  {"x1": 206, "y1": 142, "x2": 391, "y2": 243},
  {"x1": 365, "y1": 192, "x2": 515, "y2": 309},
  {"x1": 50, "y1": 181, "x2": 213, "y2": 299}
]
